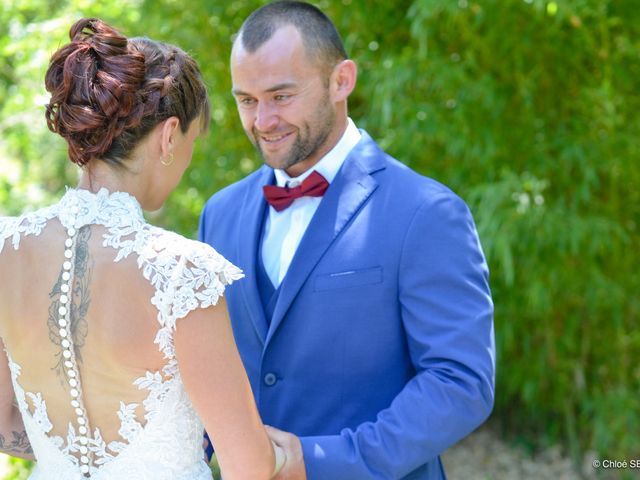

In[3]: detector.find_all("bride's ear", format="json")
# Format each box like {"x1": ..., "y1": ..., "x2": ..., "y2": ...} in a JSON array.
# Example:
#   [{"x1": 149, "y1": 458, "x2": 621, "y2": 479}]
[{"x1": 159, "y1": 117, "x2": 181, "y2": 158}]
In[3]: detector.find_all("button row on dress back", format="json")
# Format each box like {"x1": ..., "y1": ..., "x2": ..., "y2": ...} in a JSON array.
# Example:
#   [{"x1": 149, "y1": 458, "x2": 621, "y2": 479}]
[{"x1": 60, "y1": 203, "x2": 93, "y2": 476}]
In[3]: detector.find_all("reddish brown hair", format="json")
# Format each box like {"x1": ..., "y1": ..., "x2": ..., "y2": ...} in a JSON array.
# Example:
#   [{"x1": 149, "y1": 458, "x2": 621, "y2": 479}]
[{"x1": 45, "y1": 18, "x2": 210, "y2": 167}]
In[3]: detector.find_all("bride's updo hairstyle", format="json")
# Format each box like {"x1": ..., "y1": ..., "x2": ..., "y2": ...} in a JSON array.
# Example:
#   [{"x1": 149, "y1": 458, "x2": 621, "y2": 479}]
[{"x1": 45, "y1": 18, "x2": 210, "y2": 167}]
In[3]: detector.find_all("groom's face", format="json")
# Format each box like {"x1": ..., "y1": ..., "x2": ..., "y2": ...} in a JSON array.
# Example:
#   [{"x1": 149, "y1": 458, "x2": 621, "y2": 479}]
[{"x1": 231, "y1": 25, "x2": 339, "y2": 177}]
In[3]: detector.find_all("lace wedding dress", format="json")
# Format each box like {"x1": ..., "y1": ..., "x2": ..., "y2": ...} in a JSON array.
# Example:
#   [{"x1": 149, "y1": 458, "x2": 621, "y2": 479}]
[{"x1": 0, "y1": 188, "x2": 243, "y2": 479}]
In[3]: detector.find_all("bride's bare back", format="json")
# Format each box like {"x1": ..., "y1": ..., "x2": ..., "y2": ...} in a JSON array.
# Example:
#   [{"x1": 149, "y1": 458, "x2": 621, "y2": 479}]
[
  {"x1": 1, "y1": 220, "x2": 162, "y2": 444},
  {"x1": 0, "y1": 189, "x2": 248, "y2": 478}
]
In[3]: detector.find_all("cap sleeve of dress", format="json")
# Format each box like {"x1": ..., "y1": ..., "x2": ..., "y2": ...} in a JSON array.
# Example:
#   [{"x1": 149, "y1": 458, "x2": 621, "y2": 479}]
[{"x1": 174, "y1": 239, "x2": 244, "y2": 317}]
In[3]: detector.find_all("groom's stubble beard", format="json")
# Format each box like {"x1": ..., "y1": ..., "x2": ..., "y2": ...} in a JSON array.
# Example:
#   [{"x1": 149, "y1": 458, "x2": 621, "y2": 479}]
[{"x1": 250, "y1": 90, "x2": 336, "y2": 172}]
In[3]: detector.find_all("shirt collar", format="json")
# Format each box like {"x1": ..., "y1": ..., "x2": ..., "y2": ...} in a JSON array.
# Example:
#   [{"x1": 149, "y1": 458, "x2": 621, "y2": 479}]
[{"x1": 274, "y1": 117, "x2": 362, "y2": 187}]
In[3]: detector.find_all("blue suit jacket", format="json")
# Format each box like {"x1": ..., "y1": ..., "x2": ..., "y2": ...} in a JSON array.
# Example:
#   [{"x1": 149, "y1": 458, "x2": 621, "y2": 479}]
[{"x1": 199, "y1": 132, "x2": 495, "y2": 479}]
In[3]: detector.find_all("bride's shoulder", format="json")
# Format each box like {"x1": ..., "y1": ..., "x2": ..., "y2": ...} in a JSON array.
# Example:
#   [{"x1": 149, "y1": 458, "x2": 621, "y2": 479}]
[
  {"x1": 0, "y1": 214, "x2": 15, "y2": 233},
  {"x1": 145, "y1": 226, "x2": 244, "y2": 284},
  {"x1": 0, "y1": 215, "x2": 14, "y2": 250},
  {"x1": 142, "y1": 227, "x2": 243, "y2": 320},
  {"x1": 146, "y1": 225, "x2": 218, "y2": 258},
  {"x1": 0, "y1": 205, "x2": 57, "y2": 252}
]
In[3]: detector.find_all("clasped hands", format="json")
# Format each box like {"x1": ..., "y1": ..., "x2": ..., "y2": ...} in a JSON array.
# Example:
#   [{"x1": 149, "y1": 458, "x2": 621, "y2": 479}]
[
  {"x1": 266, "y1": 425, "x2": 306, "y2": 480},
  {"x1": 203, "y1": 426, "x2": 306, "y2": 479}
]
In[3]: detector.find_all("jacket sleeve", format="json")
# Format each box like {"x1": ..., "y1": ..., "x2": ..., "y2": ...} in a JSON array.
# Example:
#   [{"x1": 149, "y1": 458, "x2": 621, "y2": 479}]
[
  {"x1": 197, "y1": 200, "x2": 210, "y2": 244},
  {"x1": 299, "y1": 191, "x2": 496, "y2": 479}
]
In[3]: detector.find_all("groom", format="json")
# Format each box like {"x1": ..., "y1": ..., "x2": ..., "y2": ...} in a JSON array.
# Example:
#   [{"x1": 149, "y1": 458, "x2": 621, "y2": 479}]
[{"x1": 199, "y1": 1, "x2": 495, "y2": 478}]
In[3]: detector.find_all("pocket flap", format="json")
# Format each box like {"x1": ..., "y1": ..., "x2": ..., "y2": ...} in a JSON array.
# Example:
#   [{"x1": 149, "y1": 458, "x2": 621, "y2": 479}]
[{"x1": 314, "y1": 266, "x2": 383, "y2": 291}]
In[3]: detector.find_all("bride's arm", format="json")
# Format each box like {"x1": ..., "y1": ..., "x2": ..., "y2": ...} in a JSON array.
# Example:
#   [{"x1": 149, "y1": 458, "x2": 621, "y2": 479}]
[
  {"x1": 0, "y1": 338, "x2": 35, "y2": 461},
  {"x1": 174, "y1": 297, "x2": 284, "y2": 480}
]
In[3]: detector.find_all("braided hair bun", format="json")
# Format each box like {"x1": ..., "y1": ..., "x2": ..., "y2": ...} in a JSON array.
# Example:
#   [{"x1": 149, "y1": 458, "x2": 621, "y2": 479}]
[{"x1": 45, "y1": 18, "x2": 210, "y2": 167}]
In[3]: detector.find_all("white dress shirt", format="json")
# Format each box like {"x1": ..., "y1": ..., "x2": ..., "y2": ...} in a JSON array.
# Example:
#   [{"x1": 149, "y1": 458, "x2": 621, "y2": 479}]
[{"x1": 262, "y1": 118, "x2": 362, "y2": 287}]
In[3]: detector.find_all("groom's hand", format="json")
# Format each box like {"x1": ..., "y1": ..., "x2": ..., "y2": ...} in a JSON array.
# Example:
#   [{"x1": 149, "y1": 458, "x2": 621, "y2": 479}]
[{"x1": 265, "y1": 425, "x2": 307, "y2": 480}]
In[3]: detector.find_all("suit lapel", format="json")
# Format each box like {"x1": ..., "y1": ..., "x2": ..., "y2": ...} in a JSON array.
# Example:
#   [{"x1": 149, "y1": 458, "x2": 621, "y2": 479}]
[
  {"x1": 266, "y1": 132, "x2": 386, "y2": 343},
  {"x1": 237, "y1": 166, "x2": 274, "y2": 344}
]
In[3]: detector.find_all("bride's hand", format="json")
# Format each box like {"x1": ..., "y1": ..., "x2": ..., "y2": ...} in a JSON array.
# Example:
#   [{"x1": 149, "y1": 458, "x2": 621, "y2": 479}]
[{"x1": 265, "y1": 425, "x2": 306, "y2": 480}]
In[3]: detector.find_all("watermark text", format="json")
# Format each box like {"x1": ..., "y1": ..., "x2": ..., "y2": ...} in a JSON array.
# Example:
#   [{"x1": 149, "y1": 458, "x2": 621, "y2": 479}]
[{"x1": 592, "y1": 459, "x2": 640, "y2": 470}]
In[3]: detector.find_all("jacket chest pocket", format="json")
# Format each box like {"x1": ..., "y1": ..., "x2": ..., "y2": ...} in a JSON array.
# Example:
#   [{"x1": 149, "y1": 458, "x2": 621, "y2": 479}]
[{"x1": 313, "y1": 266, "x2": 383, "y2": 291}]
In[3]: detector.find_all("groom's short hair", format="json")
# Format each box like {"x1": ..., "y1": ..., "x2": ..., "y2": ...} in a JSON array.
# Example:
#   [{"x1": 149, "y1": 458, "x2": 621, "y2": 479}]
[{"x1": 236, "y1": 1, "x2": 348, "y2": 71}]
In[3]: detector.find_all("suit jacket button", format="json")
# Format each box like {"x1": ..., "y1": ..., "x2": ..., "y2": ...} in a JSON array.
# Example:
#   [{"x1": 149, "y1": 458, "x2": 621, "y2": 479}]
[{"x1": 264, "y1": 373, "x2": 277, "y2": 386}]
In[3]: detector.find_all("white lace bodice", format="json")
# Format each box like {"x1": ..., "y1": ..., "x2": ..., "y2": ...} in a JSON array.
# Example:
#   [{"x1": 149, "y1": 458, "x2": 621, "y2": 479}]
[{"x1": 0, "y1": 188, "x2": 243, "y2": 479}]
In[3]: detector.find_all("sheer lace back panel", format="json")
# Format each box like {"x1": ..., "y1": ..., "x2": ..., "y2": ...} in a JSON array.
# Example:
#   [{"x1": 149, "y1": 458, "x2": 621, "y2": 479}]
[{"x1": 0, "y1": 189, "x2": 243, "y2": 479}]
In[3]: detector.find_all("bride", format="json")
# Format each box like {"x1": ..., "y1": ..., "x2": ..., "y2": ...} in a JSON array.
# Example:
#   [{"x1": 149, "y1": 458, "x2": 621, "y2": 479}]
[{"x1": 0, "y1": 18, "x2": 285, "y2": 479}]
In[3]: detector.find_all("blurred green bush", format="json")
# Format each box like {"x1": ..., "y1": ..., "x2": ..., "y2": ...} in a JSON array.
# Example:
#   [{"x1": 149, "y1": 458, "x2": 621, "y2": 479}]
[
  {"x1": 2, "y1": 456, "x2": 30, "y2": 479},
  {"x1": 1, "y1": 0, "x2": 638, "y2": 477}
]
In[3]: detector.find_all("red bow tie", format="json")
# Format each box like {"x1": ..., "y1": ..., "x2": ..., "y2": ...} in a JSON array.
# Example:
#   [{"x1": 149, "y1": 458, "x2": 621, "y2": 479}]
[{"x1": 263, "y1": 171, "x2": 329, "y2": 212}]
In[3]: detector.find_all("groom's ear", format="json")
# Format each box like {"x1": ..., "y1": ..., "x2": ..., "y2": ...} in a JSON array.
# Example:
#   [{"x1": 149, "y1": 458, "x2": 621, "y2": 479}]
[{"x1": 330, "y1": 59, "x2": 357, "y2": 103}]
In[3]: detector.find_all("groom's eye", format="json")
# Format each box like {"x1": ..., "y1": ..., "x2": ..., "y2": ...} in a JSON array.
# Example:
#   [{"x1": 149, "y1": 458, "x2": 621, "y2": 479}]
[{"x1": 238, "y1": 97, "x2": 256, "y2": 106}]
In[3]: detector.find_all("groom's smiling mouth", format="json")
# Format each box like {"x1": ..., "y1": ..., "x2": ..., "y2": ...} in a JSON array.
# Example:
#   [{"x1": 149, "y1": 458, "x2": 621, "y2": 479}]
[{"x1": 258, "y1": 131, "x2": 294, "y2": 148}]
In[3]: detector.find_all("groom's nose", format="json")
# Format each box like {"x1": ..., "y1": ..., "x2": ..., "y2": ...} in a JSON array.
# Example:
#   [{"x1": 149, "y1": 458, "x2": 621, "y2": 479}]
[{"x1": 254, "y1": 101, "x2": 279, "y2": 132}]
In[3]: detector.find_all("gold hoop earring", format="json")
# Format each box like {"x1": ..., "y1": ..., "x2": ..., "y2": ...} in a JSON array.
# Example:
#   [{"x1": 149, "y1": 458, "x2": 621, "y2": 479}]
[{"x1": 161, "y1": 152, "x2": 174, "y2": 166}]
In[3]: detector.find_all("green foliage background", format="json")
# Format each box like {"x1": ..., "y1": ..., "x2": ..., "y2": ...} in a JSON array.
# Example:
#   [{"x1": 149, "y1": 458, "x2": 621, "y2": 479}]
[{"x1": 1, "y1": 0, "x2": 638, "y2": 477}]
